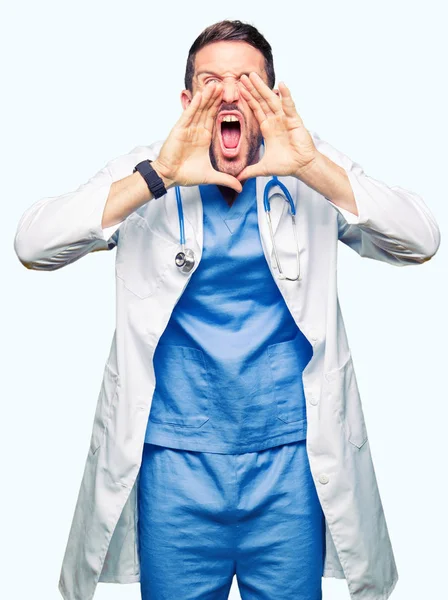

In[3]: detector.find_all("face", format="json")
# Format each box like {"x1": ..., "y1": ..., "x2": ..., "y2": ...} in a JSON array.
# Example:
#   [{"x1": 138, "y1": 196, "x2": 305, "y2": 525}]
[{"x1": 181, "y1": 41, "x2": 272, "y2": 178}]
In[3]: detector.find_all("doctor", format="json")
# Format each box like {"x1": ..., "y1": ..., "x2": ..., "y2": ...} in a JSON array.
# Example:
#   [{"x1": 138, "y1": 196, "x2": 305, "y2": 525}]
[{"x1": 14, "y1": 19, "x2": 440, "y2": 600}]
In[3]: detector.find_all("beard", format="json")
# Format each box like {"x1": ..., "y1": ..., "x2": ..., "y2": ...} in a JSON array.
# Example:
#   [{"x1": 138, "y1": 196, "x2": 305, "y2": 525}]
[{"x1": 209, "y1": 126, "x2": 263, "y2": 180}]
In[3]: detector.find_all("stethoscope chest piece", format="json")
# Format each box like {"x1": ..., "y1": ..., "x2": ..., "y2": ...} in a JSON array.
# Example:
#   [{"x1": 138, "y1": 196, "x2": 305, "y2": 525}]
[{"x1": 175, "y1": 247, "x2": 195, "y2": 273}]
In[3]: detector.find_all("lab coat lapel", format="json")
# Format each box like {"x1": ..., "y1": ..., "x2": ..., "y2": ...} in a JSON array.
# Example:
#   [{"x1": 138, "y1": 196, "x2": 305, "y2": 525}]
[
  {"x1": 254, "y1": 142, "x2": 291, "y2": 239},
  {"x1": 256, "y1": 175, "x2": 300, "y2": 283},
  {"x1": 164, "y1": 184, "x2": 204, "y2": 258},
  {"x1": 183, "y1": 185, "x2": 204, "y2": 256}
]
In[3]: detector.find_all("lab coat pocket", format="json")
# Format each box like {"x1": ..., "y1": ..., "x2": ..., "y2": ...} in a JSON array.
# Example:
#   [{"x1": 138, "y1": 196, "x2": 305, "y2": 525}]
[
  {"x1": 115, "y1": 212, "x2": 177, "y2": 299},
  {"x1": 149, "y1": 345, "x2": 210, "y2": 427},
  {"x1": 89, "y1": 363, "x2": 120, "y2": 455},
  {"x1": 268, "y1": 337, "x2": 307, "y2": 424},
  {"x1": 324, "y1": 353, "x2": 368, "y2": 449}
]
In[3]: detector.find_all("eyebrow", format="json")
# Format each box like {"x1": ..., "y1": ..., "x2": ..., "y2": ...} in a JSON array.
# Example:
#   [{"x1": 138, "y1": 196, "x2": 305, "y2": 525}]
[{"x1": 195, "y1": 70, "x2": 254, "y2": 79}]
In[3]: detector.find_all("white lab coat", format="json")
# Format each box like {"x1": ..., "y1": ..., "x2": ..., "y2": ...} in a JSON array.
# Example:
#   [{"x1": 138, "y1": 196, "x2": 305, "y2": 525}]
[{"x1": 14, "y1": 131, "x2": 441, "y2": 600}]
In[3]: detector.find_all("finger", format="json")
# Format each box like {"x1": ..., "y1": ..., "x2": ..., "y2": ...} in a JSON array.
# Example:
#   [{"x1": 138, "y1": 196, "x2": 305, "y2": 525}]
[
  {"x1": 238, "y1": 82, "x2": 267, "y2": 126},
  {"x1": 204, "y1": 91, "x2": 224, "y2": 133},
  {"x1": 207, "y1": 168, "x2": 243, "y2": 194},
  {"x1": 176, "y1": 90, "x2": 203, "y2": 129},
  {"x1": 216, "y1": 171, "x2": 243, "y2": 194},
  {"x1": 191, "y1": 82, "x2": 217, "y2": 127},
  {"x1": 278, "y1": 82, "x2": 303, "y2": 123},
  {"x1": 236, "y1": 163, "x2": 264, "y2": 182},
  {"x1": 239, "y1": 73, "x2": 273, "y2": 116},
  {"x1": 248, "y1": 72, "x2": 283, "y2": 116},
  {"x1": 203, "y1": 81, "x2": 222, "y2": 116},
  {"x1": 201, "y1": 83, "x2": 223, "y2": 131}
]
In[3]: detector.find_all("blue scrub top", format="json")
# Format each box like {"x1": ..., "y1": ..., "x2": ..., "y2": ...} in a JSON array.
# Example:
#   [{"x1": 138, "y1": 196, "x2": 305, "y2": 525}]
[{"x1": 144, "y1": 177, "x2": 313, "y2": 453}]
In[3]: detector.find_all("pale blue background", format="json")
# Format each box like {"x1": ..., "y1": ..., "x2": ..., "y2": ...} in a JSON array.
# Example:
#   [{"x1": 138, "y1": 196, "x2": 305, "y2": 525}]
[{"x1": 2, "y1": 1, "x2": 446, "y2": 599}]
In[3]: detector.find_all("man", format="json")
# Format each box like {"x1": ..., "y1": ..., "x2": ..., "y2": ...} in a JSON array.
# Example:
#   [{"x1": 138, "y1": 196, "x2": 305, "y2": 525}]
[{"x1": 14, "y1": 19, "x2": 440, "y2": 600}]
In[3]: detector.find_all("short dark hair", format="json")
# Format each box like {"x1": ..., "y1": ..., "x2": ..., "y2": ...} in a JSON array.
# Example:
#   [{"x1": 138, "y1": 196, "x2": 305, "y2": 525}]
[{"x1": 184, "y1": 20, "x2": 275, "y2": 92}]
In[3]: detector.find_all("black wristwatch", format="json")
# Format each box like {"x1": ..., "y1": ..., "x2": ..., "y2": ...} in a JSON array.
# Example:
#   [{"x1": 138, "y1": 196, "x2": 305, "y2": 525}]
[{"x1": 133, "y1": 160, "x2": 167, "y2": 199}]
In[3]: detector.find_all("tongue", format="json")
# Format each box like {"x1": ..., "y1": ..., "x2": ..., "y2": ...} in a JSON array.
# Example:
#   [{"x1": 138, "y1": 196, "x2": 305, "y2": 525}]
[{"x1": 222, "y1": 126, "x2": 240, "y2": 149}]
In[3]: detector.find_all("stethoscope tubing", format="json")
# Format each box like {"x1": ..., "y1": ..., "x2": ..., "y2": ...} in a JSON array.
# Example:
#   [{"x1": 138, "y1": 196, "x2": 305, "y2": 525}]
[{"x1": 174, "y1": 177, "x2": 301, "y2": 281}]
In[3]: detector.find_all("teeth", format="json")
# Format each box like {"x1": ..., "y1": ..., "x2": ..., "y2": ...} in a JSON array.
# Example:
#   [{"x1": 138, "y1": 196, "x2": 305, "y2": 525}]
[{"x1": 222, "y1": 115, "x2": 239, "y2": 122}]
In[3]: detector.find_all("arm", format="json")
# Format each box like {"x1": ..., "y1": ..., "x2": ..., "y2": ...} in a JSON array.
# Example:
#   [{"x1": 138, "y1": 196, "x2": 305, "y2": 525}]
[
  {"x1": 13, "y1": 143, "x2": 164, "y2": 271},
  {"x1": 14, "y1": 81, "x2": 241, "y2": 272},
  {"x1": 236, "y1": 73, "x2": 441, "y2": 266},
  {"x1": 309, "y1": 131, "x2": 441, "y2": 265}
]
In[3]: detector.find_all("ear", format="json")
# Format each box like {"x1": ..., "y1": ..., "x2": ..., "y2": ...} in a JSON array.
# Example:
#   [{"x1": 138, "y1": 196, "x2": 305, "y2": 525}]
[
  {"x1": 180, "y1": 89, "x2": 193, "y2": 111},
  {"x1": 273, "y1": 88, "x2": 280, "y2": 98}
]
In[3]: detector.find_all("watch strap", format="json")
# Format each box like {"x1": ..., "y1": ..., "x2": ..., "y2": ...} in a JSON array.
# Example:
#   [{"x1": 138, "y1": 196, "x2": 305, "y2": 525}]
[{"x1": 133, "y1": 160, "x2": 167, "y2": 199}]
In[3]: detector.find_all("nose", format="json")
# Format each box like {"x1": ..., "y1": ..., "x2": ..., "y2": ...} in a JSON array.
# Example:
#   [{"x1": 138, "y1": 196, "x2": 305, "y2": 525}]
[{"x1": 222, "y1": 79, "x2": 240, "y2": 104}]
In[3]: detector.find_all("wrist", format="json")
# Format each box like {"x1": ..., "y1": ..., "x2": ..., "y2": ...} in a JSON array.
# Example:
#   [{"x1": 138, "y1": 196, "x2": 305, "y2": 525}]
[
  {"x1": 295, "y1": 151, "x2": 357, "y2": 214},
  {"x1": 151, "y1": 159, "x2": 176, "y2": 190},
  {"x1": 293, "y1": 151, "x2": 324, "y2": 181}
]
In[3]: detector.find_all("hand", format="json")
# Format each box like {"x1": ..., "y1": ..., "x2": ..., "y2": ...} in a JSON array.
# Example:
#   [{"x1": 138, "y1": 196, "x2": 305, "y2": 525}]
[
  {"x1": 236, "y1": 72, "x2": 318, "y2": 182},
  {"x1": 152, "y1": 82, "x2": 242, "y2": 194}
]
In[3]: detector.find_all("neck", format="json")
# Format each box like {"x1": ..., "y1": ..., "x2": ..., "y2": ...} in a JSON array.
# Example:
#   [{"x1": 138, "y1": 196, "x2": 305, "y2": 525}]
[
  {"x1": 218, "y1": 145, "x2": 261, "y2": 207},
  {"x1": 218, "y1": 185, "x2": 238, "y2": 207}
]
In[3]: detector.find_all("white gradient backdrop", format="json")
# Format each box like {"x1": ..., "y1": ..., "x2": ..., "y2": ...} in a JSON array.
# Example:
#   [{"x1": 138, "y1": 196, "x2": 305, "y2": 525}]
[{"x1": 2, "y1": 1, "x2": 446, "y2": 599}]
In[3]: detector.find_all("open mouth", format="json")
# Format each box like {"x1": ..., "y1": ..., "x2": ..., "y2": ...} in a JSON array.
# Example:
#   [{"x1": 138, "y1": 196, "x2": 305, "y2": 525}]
[{"x1": 218, "y1": 113, "x2": 242, "y2": 157}]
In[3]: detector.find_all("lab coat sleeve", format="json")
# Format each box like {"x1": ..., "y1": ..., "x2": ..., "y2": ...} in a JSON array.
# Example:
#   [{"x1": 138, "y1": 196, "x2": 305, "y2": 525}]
[
  {"x1": 13, "y1": 142, "x2": 162, "y2": 271},
  {"x1": 310, "y1": 130, "x2": 441, "y2": 265}
]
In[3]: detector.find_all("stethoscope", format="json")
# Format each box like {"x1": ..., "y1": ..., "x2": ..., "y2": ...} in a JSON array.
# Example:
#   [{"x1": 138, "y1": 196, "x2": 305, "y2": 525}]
[{"x1": 174, "y1": 169, "x2": 301, "y2": 281}]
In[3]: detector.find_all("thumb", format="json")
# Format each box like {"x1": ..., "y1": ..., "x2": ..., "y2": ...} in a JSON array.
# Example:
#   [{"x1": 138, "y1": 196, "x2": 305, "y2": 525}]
[
  {"x1": 237, "y1": 164, "x2": 260, "y2": 182},
  {"x1": 212, "y1": 171, "x2": 243, "y2": 194}
]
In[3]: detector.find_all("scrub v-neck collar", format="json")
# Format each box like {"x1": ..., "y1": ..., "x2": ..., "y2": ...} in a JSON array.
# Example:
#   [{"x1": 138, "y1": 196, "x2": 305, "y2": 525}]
[{"x1": 199, "y1": 178, "x2": 256, "y2": 234}]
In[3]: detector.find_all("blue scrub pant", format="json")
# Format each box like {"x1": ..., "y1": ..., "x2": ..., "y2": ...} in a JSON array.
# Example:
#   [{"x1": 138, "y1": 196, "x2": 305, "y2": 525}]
[{"x1": 137, "y1": 440, "x2": 325, "y2": 599}]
